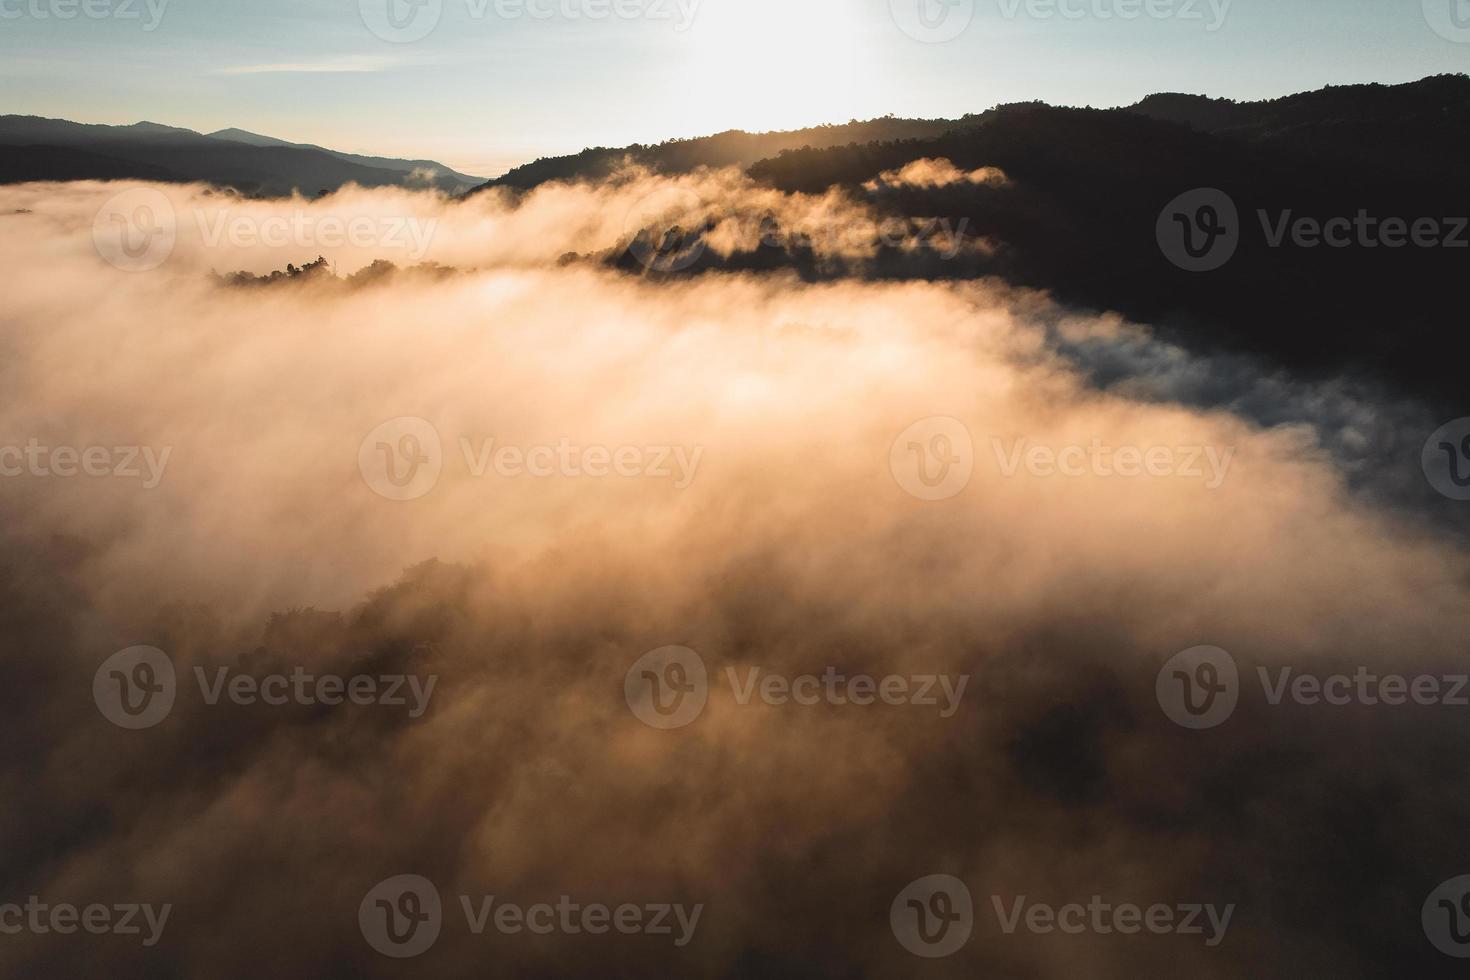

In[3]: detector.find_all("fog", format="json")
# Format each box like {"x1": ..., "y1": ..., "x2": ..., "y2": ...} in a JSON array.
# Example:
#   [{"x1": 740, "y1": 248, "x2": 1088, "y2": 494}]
[{"x1": 0, "y1": 175, "x2": 1466, "y2": 978}]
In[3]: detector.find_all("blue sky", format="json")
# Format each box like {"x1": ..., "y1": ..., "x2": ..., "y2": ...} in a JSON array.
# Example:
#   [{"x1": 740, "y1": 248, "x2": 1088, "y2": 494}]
[{"x1": 2, "y1": 0, "x2": 1466, "y2": 176}]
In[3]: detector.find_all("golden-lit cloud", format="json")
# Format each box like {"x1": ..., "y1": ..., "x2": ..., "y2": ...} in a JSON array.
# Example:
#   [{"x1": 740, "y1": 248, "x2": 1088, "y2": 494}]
[{"x1": 0, "y1": 176, "x2": 1465, "y2": 978}]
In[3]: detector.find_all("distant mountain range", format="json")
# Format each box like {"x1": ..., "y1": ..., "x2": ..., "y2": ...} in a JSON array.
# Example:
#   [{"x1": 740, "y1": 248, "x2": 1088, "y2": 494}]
[{"x1": 0, "y1": 116, "x2": 482, "y2": 196}]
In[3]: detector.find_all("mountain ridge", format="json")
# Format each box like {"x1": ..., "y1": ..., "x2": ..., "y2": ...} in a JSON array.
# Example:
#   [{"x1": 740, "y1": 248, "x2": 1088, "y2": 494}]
[
  {"x1": 0, "y1": 114, "x2": 483, "y2": 196},
  {"x1": 475, "y1": 74, "x2": 1470, "y2": 193}
]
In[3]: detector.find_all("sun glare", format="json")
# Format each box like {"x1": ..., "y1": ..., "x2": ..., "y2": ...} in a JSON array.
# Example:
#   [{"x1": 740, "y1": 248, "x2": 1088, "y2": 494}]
[{"x1": 679, "y1": 0, "x2": 866, "y2": 134}]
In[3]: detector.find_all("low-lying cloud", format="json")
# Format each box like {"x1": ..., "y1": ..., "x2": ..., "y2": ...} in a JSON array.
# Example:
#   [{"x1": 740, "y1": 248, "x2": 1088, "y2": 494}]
[{"x1": 0, "y1": 174, "x2": 1466, "y2": 978}]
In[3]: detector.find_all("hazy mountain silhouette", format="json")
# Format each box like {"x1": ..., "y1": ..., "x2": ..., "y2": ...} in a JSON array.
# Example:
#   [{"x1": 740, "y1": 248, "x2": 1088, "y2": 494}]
[
  {"x1": 0, "y1": 115, "x2": 482, "y2": 196},
  {"x1": 204, "y1": 127, "x2": 482, "y2": 186}
]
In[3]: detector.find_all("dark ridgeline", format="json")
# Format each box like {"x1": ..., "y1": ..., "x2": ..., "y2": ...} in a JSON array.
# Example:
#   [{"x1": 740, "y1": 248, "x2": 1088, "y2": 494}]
[
  {"x1": 525, "y1": 76, "x2": 1470, "y2": 418},
  {"x1": 0, "y1": 116, "x2": 484, "y2": 196}
]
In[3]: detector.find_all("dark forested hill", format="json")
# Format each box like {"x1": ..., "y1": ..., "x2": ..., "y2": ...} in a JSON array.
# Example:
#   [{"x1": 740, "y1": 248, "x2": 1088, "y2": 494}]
[
  {"x1": 554, "y1": 76, "x2": 1468, "y2": 416},
  {"x1": 479, "y1": 75, "x2": 1470, "y2": 193},
  {"x1": 732, "y1": 76, "x2": 1470, "y2": 414},
  {"x1": 480, "y1": 116, "x2": 977, "y2": 190}
]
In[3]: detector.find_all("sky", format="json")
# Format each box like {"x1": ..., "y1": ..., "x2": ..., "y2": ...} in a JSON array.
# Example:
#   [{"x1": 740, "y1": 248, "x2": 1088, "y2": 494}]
[{"x1": 1, "y1": 0, "x2": 1467, "y2": 177}]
